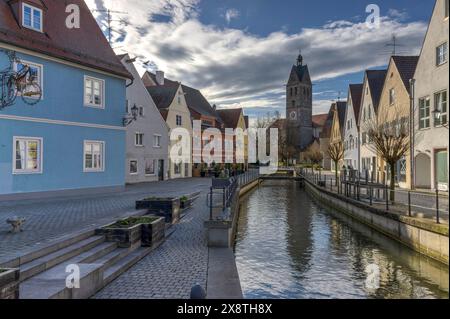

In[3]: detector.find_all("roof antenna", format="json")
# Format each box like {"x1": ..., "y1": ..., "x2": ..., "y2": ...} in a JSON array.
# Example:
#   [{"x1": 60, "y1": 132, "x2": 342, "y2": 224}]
[{"x1": 385, "y1": 34, "x2": 404, "y2": 55}]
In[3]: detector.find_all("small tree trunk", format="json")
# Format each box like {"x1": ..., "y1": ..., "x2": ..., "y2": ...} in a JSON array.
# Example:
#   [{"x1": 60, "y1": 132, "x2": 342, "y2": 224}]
[
  {"x1": 334, "y1": 161, "x2": 338, "y2": 186},
  {"x1": 389, "y1": 162, "x2": 396, "y2": 202}
]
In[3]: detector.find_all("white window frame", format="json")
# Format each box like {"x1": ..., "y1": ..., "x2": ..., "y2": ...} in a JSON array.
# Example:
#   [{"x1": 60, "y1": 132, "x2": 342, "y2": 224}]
[
  {"x1": 434, "y1": 90, "x2": 448, "y2": 127},
  {"x1": 176, "y1": 115, "x2": 182, "y2": 126},
  {"x1": 153, "y1": 134, "x2": 162, "y2": 148},
  {"x1": 83, "y1": 140, "x2": 105, "y2": 173},
  {"x1": 145, "y1": 158, "x2": 156, "y2": 176},
  {"x1": 14, "y1": 60, "x2": 44, "y2": 99},
  {"x1": 84, "y1": 76, "x2": 105, "y2": 109},
  {"x1": 22, "y1": 2, "x2": 43, "y2": 32},
  {"x1": 436, "y1": 42, "x2": 448, "y2": 66},
  {"x1": 419, "y1": 96, "x2": 431, "y2": 130},
  {"x1": 138, "y1": 106, "x2": 145, "y2": 117},
  {"x1": 12, "y1": 136, "x2": 43, "y2": 174},
  {"x1": 129, "y1": 159, "x2": 138, "y2": 175},
  {"x1": 135, "y1": 132, "x2": 144, "y2": 147}
]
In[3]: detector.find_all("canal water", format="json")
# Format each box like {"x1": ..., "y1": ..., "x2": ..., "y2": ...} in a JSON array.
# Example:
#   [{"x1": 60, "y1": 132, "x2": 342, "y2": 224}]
[{"x1": 234, "y1": 180, "x2": 449, "y2": 299}]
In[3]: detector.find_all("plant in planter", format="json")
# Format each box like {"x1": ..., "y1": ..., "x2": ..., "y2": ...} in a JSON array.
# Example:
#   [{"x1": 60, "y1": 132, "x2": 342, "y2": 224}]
[
  {"x1": 96, "y1": 216, "x2": 163, "y2": 248},
  {"x1": 0, "y1": 268, "x2": 20, "y2": 299}
]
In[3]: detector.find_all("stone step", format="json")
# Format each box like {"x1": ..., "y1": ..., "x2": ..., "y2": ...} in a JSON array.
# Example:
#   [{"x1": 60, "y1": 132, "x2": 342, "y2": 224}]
[
  {"x1": 102, "y1": 247, "x2": 152, "y2": 286},
  {"x1": 0, "y1": 229, "x2": 95, "y2": 269},
  {"x1": 19, "y1": 235, "x2": 105, "y2": 282}
]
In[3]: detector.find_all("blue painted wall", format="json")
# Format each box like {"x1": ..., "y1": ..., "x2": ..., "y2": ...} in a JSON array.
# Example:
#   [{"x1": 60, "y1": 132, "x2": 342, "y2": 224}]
[{"x1": 0, "y1": 50, "x2": 126, "y2": 195}]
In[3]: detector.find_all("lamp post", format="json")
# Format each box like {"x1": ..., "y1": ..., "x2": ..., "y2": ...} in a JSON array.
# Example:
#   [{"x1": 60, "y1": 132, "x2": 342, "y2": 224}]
[{"x1": 123, "y1": 104, "x2": 139, "y2": 126}]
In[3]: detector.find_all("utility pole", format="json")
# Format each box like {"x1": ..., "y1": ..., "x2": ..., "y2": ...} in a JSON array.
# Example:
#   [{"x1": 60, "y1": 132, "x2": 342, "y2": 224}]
[{"x1": 409, "y1": 78, "x2": 416, "y2": 190}]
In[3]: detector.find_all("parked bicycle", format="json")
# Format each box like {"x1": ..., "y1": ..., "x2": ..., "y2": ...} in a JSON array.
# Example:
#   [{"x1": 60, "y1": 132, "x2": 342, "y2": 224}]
[{"x1": 1, "y1": 49, "x2": 42, "y2": 109}]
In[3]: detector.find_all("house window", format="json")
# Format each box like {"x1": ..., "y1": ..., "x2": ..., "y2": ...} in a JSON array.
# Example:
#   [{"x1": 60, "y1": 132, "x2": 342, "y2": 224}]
[
  {"x1": 436, "y1": 43, "x2": 448, "y2": 66},
  {"x1": 13, "y1": 137, "x2": 42, "y2": 174},
  {"x1": 363, "y1": 108, "x2": 366, "y2": 122},
  {"x1": 295, "y1": 87, "x2": 298, "y2": 95},
  {"x1": 290, "y1": 88, "x2": 293, "y2": 96},
  {"x1": 362, "y1": 132, "x2": 367, "y2": 145},
  {"x1": 84, "y1": 76, "x2": 104, "y2": 108},
  {"x1": 419, "y1": 97, "x2": 431, "y2": 129},
  {"x1": 434, "y1": 90, "x2": 448, "y2": 126},
  {"x1": 84, "y1": 141, "x2": 104, "y2": 172},
  {"x1": 176, "y1": 115, "x2": 182, "y2": 126},
  {"x1": 292, "y1": 101, "x2": 295, "y2": 108},
  {"x1": 129, "y1": 160, "x2": 138, "y2": 175},
  {"x1": 22, "y1": 3, "x2": 42, "y2": 32},
  {"x1": 139, "y1": 107, "x2": 144, "y2": 117},
  {"x1": 135, "y1": 133, "x2": 144, "y2": 146},
  {"x1": 389, "y1": 88, "x2": 396, "y2": 105},
  {"x1": 174, "y1": 163, "x2": 182, "y2": 175},
  {"x1": 153, "y1": 135, "x2": 161, "y2": 147},
  {"x1": 145, "y1": 159, "x2": 156, "y2": 175},
  {"x1": 368, "y1": 106, "x2": 372, "y2": 120}
]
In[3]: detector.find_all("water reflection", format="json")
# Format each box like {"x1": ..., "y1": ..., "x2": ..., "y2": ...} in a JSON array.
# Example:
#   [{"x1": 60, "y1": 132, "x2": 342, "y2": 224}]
[{"x1": 234, "y1": 180, "x2": 449, "y2": 299}]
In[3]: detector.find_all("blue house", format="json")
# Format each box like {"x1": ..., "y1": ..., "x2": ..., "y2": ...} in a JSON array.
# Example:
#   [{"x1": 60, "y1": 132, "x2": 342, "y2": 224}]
[{"x1": 0, "y1": 0, "x2": 132, "y2": 199}]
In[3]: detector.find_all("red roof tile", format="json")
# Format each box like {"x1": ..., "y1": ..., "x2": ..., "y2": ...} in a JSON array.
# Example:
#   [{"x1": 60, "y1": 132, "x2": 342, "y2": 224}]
[{"x1": 0, "y1": 0, "x2": 131, "y2": 79}]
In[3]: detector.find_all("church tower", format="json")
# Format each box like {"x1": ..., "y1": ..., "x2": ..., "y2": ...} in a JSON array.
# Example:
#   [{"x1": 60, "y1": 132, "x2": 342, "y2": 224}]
[{"x1": 286, "y1": 53, "x2": 313, "y2": 154}]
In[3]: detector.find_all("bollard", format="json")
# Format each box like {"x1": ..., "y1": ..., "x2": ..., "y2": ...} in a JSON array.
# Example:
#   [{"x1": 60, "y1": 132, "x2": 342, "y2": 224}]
[
  {"x1": 436, "y1": 189, "x2": 440, "y2": 224},
  {"x1": 408, "y1": 191, "x2": 411, "y2": 217},
  {"x1": 190, "y1": 284, "x2": 206, "y2": 299}
]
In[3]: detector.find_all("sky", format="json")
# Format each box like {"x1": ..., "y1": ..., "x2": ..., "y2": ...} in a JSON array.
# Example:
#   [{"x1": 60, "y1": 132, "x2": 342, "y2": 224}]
[{"x1": 85, "y1": 0, "x2": 435, "y2": 119}]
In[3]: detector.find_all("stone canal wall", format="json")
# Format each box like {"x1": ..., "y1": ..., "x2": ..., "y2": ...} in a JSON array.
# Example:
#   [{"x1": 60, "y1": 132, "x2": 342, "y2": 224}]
[{"x1": 305, "y1": 180, "x2": 449, "y2": 265}]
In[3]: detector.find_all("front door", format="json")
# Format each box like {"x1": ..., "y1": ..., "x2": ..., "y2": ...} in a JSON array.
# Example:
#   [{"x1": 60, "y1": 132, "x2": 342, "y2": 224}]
[
  {"x1": 435, "y1": 150, "x2": 448, "y2": 191},
  {"x1": 158, "y1": 160, "x2": 164, "y2": 181},
  {"x1": 185, "y1": 163, "x2": 189, "y2": 177}
]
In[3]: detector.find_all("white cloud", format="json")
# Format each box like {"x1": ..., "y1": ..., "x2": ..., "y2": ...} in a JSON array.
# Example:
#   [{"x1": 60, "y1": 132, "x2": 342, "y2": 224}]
[
  {"x1": 224, "y1": 8, "x2": 240, "y2": 24},
  {"x1": 86, "y1": 0, "x2": 427, "y2": 120}
]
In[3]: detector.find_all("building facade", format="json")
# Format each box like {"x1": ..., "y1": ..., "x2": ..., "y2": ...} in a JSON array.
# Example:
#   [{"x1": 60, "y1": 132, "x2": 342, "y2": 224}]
[
  {"x1": 0, "y1": 0, "x2": 130, "y2": 199},
  {"x1": 377, "y1": 56, "x2": 419, "y2": 189},
  {"x1": 358, "y1": 70, "x2": 387, "y2": 181},
  {"x1": 343, "y1": 84, "x2": 363, "y2": 170},
  {"x1": 143, "y1": 72, "x2": 193, "y2": 179},
  {"x1": 413, "y1": 0, "x2": 449, "y2": 191},
  {"x1": 286, "y1": 53, "x2": 313, "y2": 159},
  {"x1": 119, "y1": 55, "x2": 169, "y2": 184}
]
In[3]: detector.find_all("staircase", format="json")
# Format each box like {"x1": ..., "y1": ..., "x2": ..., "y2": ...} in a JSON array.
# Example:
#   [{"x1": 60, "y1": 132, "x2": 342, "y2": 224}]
[{"x1": 12, "y1": 228, "x2": 160, "y2": 299}]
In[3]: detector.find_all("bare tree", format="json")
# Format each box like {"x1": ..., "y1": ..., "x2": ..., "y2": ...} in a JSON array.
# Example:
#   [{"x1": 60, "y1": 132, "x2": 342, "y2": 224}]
[
  {"x1": 305, "y1": 150, "x2": 324, "y2": 169},
  {"x1": 365, "y1": 116, "x2": 410, "y2": 201},
  {"x1": 327, "y1": 141, "x2": 344, "y2": 186}
]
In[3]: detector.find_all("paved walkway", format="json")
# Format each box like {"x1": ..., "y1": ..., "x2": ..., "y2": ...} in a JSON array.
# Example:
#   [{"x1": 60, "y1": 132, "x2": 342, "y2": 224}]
[
  {"x1": 0, "y1": 179, "x2": 211, "y2": 264},
  {"x1": 94, "y1": 192, "x2": 210, "y2": 299}
]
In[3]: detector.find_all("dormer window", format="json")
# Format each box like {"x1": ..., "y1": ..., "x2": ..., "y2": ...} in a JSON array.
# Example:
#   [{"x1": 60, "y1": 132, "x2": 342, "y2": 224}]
[{"x1": 22, "y1": 3, "x2": 43, "y2": 32}]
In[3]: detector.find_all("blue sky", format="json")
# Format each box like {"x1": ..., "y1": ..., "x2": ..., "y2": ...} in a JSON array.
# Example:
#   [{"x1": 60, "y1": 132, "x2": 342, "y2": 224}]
[{"x1": 87, "y1": 0, "x2": 435, "y2": 119}]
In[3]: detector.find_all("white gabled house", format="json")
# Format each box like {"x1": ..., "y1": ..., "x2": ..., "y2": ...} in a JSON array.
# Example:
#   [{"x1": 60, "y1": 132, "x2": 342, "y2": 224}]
[{"x1": 343, "y1": 84, "x2": 363, "y2": 170}]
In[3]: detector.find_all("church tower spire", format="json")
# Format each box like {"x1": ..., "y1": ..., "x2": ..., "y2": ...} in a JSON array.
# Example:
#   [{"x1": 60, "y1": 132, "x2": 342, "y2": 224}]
[{"x1": 297, "y1": 51, "x2": 303, "y2": 66}]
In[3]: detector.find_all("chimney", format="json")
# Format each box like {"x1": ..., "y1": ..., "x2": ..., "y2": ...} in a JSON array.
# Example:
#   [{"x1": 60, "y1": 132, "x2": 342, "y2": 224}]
[{"x1": 156, "y1": 71, "x2": 165, "y2": 86}]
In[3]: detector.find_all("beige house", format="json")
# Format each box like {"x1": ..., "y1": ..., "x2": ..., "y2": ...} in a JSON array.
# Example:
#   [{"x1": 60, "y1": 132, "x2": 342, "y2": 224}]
[
  {"x1": 358, "y1": 69, "x2": 387, "y2": 181},
  {"x1": 329, "y1": 101, "x2": 347, "y2": 170},
  {"x1": 144, "y1": 72, "x2": 193, "y2": 179},
  {"x1": 413, "y1": 0, "x2": 449, "y2": 191},
  {"x1": 377, "y1": 56, "x2": 419, "y2": 189}
]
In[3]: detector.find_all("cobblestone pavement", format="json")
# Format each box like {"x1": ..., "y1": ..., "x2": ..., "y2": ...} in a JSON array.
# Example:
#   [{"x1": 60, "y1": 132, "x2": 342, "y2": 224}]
[
  {"x1": 94, "y1": 193, "x2": 209, "y2": 299},
  {"x1": 0, "y1": 179, "x2": 211, "y2": 264}
]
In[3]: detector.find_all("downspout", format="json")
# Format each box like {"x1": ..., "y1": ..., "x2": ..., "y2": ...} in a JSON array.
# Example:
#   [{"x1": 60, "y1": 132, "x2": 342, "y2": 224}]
[{"x1": 409, "y1": 78, "x2": 416, "y2": 190}]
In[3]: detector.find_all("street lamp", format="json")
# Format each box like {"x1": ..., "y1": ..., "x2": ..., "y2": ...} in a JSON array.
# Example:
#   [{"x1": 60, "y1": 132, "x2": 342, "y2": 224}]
[{"x1": 123, "y1": 104, "x2": 139, "y2": 126}]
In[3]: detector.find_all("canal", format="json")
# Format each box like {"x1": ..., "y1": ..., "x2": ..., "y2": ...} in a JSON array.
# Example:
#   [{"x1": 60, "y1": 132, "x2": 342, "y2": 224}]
[{"x1": 234, "y1": 180, "x2": 449, "y2": 299}]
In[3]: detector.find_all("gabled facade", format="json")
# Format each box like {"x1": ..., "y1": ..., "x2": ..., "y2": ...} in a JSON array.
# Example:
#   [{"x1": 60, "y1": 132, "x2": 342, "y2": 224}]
[
  {"x1": 119, "y1": 55, "x2": 169, "y2": 184},
  {"x1": 319, "y1": 103, "x2": 337, "y2": 170},
  {"x1": 377, "y1": 56, "x2": 419, "y2": 189},
  {"x1": 358, "y1": 70, "x2": 387, "y2": 180},
  {"x1": 217, "y1": 108, "x2": 248, "y2": 169},
  {"x1": 343, "y1": 84, "x2": 363, "y2": 170},
  {"x1": 143, "y1": 72, "x2": 193, "y2": 179},
  {"x1": 0, "y1": 0, "x2": 131, "y2": 199},
  {"x1": 286, "y1": 53, "x2": 313, "y2": 158},
  {"x1": 413, "y1": 0, "x2": 449, "y2": 191},
  {"x1": 329, "y1": 101, "x2": 347, "y2": 170}
]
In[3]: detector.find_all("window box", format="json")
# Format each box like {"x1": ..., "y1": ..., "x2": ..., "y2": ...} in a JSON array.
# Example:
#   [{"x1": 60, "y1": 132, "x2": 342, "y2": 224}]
[
  {"x1": 0, "y1": 268, "x2": 20, "y2": 299},
  {"x1": 135, "y1": 197, "x2": 181, "y2": 224},
  {"x1": 180, "y1": 192, "x2": 200, "y2": 210}
]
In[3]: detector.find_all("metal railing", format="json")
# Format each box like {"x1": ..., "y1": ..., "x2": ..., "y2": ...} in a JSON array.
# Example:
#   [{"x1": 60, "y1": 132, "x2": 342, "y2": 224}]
[
  {"x1": 207, "y1": 169, "x2": 260, "y2": 220},
  {"x1": 299, "y1": 168, "x2": 449, "y2": 225}
]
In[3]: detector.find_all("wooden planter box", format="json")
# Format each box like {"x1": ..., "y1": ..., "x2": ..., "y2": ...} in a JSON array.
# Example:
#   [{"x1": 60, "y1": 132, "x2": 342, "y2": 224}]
[
  {"x1": 0, "y1": 268, "x2": 20, "y2": 299},
  {"x1": 96, "y1": 223, "x2": 142, "y2": 248},
  {"x1": 136, "y1": 198, "x2": 180, "y2": 224},
  {"x1": 141, "y1": 217, "x2": 165, "y2": 247}
]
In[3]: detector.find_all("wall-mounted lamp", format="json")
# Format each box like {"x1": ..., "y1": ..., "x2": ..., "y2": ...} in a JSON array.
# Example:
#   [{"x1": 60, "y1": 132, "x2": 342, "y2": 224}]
[{"x1": 123, "y1": 104, "x2": 139, "y2": 126}]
